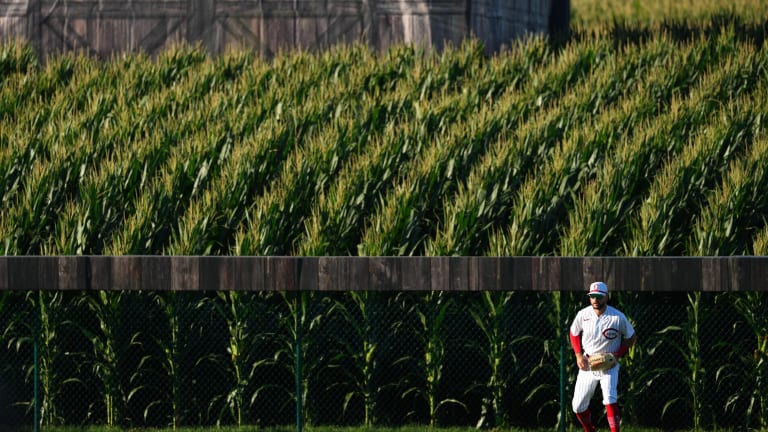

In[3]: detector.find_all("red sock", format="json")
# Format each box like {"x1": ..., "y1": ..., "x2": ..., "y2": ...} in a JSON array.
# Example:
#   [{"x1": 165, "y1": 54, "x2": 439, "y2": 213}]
[
  {"x1": 575, "y1": 409, "x2": 596, "y2": 432},
  {"x1": 606, "y1": 403, "x2": 620, "y2": 432}
]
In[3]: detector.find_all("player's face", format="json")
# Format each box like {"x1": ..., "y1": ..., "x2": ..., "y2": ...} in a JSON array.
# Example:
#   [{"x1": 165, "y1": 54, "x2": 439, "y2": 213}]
[{"x1": 589, "y1": 294, "x2": 607, "y2": 310}]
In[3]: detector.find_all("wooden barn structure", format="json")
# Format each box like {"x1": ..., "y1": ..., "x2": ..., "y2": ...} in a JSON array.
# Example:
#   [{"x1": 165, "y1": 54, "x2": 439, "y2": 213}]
[{"x1": 0, "y1": 0, "x2": 570, "y2": 58}]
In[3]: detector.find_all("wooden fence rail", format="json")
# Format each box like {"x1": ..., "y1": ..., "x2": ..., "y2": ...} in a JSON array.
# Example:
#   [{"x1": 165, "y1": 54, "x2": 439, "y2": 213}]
[{"x1": 1, "y1": 256, "x2": 766, "y2": 291}]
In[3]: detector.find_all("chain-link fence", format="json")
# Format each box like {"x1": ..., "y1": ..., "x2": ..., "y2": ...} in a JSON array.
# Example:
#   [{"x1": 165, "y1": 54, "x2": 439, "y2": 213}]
[{"x1": 0, "y1": 290, "x2": 766, "y2": 431}]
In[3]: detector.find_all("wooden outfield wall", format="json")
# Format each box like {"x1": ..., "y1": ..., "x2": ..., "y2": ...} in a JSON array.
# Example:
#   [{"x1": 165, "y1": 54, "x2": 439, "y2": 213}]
[{"x1": 0, "y1": 256, "x2": 766, "y2": 291}]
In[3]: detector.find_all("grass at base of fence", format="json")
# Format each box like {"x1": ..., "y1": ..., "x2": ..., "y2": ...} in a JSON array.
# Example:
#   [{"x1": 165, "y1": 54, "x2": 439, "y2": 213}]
[{"x1": 43, "y1": 425, "x2": 727, "y2": 432}]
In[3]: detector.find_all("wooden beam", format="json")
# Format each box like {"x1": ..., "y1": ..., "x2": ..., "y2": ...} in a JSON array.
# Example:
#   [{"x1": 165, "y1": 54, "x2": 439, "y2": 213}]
[{"x1": 0, "y1": 256, "x2": 766, "y2": 291}]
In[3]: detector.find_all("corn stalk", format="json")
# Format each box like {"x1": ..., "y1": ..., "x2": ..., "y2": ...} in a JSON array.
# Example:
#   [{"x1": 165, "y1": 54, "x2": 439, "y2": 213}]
[
  {"x1": 76, "y1": 291, "x2": 146, "y2": 427},
  {"x1": 324, "y1": 291, "x2": 383, "y2": 426},
  {"x1": 644, "y1": 292, "x2": 708, "y2": 431},
  {"x1": 5, "y1": 292, "x2": 74, "y2": 426},
  {"x1": 466, "y1": 291, "x2": 522, "y2": 428},
  {"x1": 196, "y1": 291, "x2": 261, "y2": 426},
  {"x1": 394, "y1": 292, "x2": 465, "y2": 427},
  {"x1": 716, "y1": 292, "x2": 768, "y2": 430}
]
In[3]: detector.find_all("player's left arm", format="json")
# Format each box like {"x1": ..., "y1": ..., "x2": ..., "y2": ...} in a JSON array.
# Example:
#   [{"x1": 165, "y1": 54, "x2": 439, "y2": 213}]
[{"x1": 614, "y1": 318, "x2": 636, "y2": 358}]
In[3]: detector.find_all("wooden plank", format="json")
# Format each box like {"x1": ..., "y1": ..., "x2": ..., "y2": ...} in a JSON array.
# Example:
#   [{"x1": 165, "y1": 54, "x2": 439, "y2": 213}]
[
  {"x1": 324, "y1": 16, "x2": 362, "y2": 46},
  {"x1": 728, "y1": 256, "x2": 750, "y2": 291},
  {"x1": 0, "y1": 255, "x2": 8, "y2": 291},
  {"x1": 111, "y1": 256, "x2": 142, "y2": 290},
  {"x1": 39, "y1": 1, "x2": 189, "y2": 17},
  {"x1": 672, "y1": 257, "x2": 702, "y2": 291},
  {"x1": 393, "y1": 256, "x2": 426, "y2": 290},
  {"x1": 582, "y1": 256, "x2": 604, "y2": 287},
  {"x1": 1, "y1": 256, "x2": 767, "y2": 292},
  {"x1": 497, "y1": 256, "x2": 534, "y2": 291},
  {"x1": 171, "y1": 256, "x2": 200, "y2": 291},
  {"x1": 262, "y1": 16, "x2": 295, "y2": 55},
  {"x1": 219, "y1": 17, "x2": 262, "y2": 51},
  {"x1": 469, "y1": 257, "x2": 501, "y2": 291},
  {"x1": 558, "y1": 257, "x2": 586, "y2": 291},
  {"x1": 749, "y1": 256, "x2": 768, "y2": 289},
  {"x1": 368, "y1": 257, "x2": 400, "y2": 290},
  {"x1": 297, "y1": 16, "x2": 328, "y2": 49},
  {"x1": 235, "y1": 256, "x2": 266, "y2": 290},
  {"x1": 604, "y1": 257, "x2": 637, "y2": 292},
  {"x1": 701, "y1": 257, "x2": 721, "y2": 291},
  {"x1": 319, "y1": 256, "x2": 363, "y2": 291},
  {"x1": 448, "y1": 256, "x2": 469, "y2": 291},
  {"x1": 0, "y1": 2, "x2": 29, "y2": 16},
  {"x1": 7, "y1": 256, "x2": 58, "y2": 290},
  {"x1": 298, "y1": 256, "x2": 319, "y2": 291},
  {"x1": 57, "y1": 256, "x2": 88, "y2": 290},
  {"x1": 266, "y1": 256, "x2": 299, "y2": 291},
  {"x1": 531, "y1": 256, "x2": 559, "y2": 291},
  {"x1": 143, "y1": 255, "x2": 172, "y2": 291},
  {"x1": 89, "y1": 256, "x2": 111, "y2": 290},
  {"x1": 198, "y1": 256, "x2": 232, "y2": 290}
]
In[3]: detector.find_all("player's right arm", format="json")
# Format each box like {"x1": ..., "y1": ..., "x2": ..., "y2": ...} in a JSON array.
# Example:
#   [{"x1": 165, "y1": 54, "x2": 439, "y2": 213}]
[{"x1": 570, "y1": 312, "x2": 589, "y2": 370}]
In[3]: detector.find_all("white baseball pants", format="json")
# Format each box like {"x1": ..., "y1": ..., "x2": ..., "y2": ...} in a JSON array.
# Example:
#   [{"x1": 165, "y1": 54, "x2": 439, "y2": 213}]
[{"x1": 572, "y1": 365, "x2": 620, "y2": 413}]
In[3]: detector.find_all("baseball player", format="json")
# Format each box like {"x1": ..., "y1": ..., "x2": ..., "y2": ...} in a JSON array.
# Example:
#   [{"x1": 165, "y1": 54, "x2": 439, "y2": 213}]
[{"x1": 570, "y1": 281, "x2": 636, "y2": 432}]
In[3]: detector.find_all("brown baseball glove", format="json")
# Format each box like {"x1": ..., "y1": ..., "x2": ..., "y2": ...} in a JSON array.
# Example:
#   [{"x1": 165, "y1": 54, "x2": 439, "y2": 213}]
[{"x1": 588, "y1": 352, "x2": 617, "y2": 371}]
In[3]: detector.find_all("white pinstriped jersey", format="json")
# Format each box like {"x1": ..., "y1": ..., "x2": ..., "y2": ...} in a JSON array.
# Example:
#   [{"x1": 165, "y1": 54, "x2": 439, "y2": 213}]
[{"x1": 570, "y1": 305, "x2": 635, "y2": 356}]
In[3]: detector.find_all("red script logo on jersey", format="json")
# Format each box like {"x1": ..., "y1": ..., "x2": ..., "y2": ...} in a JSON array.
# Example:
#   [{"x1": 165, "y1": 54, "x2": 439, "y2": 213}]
[{"x1": 602, "y1": 328, "x2": 619, "y2": 339}]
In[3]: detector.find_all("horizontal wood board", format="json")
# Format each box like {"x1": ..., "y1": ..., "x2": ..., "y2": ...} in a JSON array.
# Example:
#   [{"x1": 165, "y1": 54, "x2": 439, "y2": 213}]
[{"x1": 0, "y1": 256, "x2": 766, "y2": 291}]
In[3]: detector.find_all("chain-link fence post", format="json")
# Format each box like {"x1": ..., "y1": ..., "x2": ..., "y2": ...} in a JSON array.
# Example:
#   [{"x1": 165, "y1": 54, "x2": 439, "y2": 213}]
[
  {"x1": 33, "y1": 293, "x2": 40, "y2": 432},
  {"x1": 295, "y1": 289, "x2": 303, "y2": 432},
  {"x1": 558, "y1": 292, "x2": 566, "y2": 432}
]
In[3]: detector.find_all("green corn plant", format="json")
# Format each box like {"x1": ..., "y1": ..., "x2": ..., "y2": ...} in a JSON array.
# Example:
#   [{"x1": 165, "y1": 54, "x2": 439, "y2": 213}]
[
  {"x1": 562, "y1": 84, "x2": 761, "y2": 256},
  {"x1": 495, "y1": 30, "x2": 742, "y2": 256},
  {"x1": 609, "y1": 291, "x2": 644, "y2": 425},
  {"x1": 153, "y1": 291, "x2": 183, "y2": 428},
  {"x1": 519, "y1": 292, "x2": 568, "y2": 426},
  {"x1": 34, "y1": 291, "x2": 68, "y2": 426},
  {"x1": 286, "y1": 291, "x2": 324, "y2": 427},
  {"x1": 324, "y1": 291, "x2": 383, "y2": 426},
  {"x1": 75, "y1": 291, "x2": 147, "y2": 427},
  {"x1": 643, "y1": 292, "x2": 709, "y2": 431},
  {"x1": 625, "y1": 103, "x2": 761, "y2": 254},
  {"x1": 4, "y1": 91, "x2": 122, "y2": 254},
  {"x1": 691, "y1": 130, "x2": 768, "y2": 255},
  {"x1": 358, "y1": 101, "x2": 503, "y2": 256},
  {"x1": 176, "y1": 47, "x2": 373, "y2": 255},
  {"x1": 572, "y1": 0, "x2": 768, "y2": 30},
  {"x1": 394, "y1": 292, "x2": 465, "y2": 427},
  {"x1": 210, "y1": 291, "x2": 330, "y2": 425},
  {"x1": 754, "y1": 224, "x2": 768, "y2": 255},
  {"x1": 236, "y1": 94, "x2": 378, "y2": 255},
  {"x1": 197, "y1": 291, "x2": 259, "y2": 426},
  {"x1": 0, "y1": 47, "x2": 40, "y2": 140},
  {"x1": 362, "y1": 37, "x2": 608, "y2": 257},
  {"x1": 4, "y1": 292, "x2": 73, "y2": 426},
  {"x1": 487, "y1": 78, "x2": 644, "y2": 256},
  {"x1": 465, "y1": 291, "x2": 522, "y2": 428},
  {"x1": 105, "y1": 121, "x2": 234, "y2": 254},
  {"x1": 301, "y1": 39, "x2": 547, "y2": 256},
  {"x1": 145, "y1": 291, "x2": 207, "y2": 428},
  {"x1": 714, "y1": 292, "x2": 768, "y2": 430},
  {"x1": 0, "y1": 40, "x2": 37, "y2": 81},
  {"x1": 49, "y1": 53, "x2": 240, "y2": 255}
]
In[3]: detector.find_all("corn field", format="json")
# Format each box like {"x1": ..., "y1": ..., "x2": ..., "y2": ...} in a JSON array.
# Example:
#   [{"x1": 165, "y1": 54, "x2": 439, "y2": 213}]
[
  {"x1": 3, "y1": 18, "x2": 768, "y2": 257},
  {"x1": 2, "y1": 0, "x2": 768, "y2": 430},
  {"x1": 0, "y1": 290, "x2": 767, "y2": 431}
]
